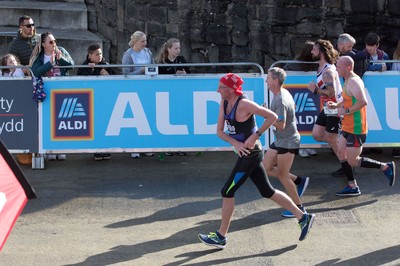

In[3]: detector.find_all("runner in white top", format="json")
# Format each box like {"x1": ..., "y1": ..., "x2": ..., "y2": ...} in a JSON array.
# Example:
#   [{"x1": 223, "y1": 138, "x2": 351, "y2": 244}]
[{"x1": 307, "y1": 39, "x2": 343, "y2": 177}]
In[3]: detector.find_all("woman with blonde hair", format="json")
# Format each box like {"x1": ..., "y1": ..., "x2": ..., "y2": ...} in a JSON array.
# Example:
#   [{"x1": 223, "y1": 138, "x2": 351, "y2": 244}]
[
  {"x1": 29, "y1": 32, "x2": 73, "y2": 161},
  {"x1": 29, "y1": 32, "x2": 74, "y2": 77},
  {"x1": 121, "y1": 31, "x2": 154, "y2": 75}
]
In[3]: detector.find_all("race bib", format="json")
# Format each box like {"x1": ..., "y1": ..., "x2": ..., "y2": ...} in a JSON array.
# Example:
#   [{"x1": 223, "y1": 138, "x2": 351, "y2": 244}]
[{"x1": 323, "y1": 103, "x2": 338, "y2": 116}]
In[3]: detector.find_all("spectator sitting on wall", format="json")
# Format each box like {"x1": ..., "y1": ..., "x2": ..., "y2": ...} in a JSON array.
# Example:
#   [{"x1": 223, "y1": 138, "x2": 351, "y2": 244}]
[
  {"x1": 284, "y1": 40, "x2": 318, "y2": 72},
  {"x1": 358, "y1": 32, "x2": 391, "y2": 72},
  {"x1": 336, "y1": 33, "x2": 368, "y2": 77},
  {"x1": 357, "y1": 32, "x2": 390, "y2": 155},
  {"x1": 121, "y1": 31, "x2": 154, "y2": 75},
  {"x1": 1, "y1": 53, "x2": 30, "y2": 77},
  {"x1": 156, "y1": 38, "x2": 191, "y2": 159},
  {"x1": 77, "y1": 44, "x2": 115, "y2": 161},
  {"x1": 29, "y1": 32, "x2": 74, "y2": 161},
  {"x1": 156, "y1": 38, "x2": 190, "y2": 75},
  {"x1": 29, "y1": 32, "x2": 74, "y2": 78},
  {"x1": 283, "y1": 40, "x2": 318, "y2": 158},
  {"x1": 121, "y1": 31, "x2": 155, "y2": 158}
]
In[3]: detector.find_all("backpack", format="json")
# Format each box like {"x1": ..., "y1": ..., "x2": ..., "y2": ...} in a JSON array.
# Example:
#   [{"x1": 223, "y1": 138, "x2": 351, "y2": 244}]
[{"x1": 32, "y1": 77, "x2": 46, "y2": 102}]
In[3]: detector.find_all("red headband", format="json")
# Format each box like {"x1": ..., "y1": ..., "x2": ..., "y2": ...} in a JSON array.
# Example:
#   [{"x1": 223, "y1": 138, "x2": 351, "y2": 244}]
[{"x1": 220, "y1": 73, "x2": 244, "y2": 95}]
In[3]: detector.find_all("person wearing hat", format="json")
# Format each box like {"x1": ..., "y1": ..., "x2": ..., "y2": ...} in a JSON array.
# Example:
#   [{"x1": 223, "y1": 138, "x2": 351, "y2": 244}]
[{"x1": 198, "y1": 73, "x2": 315, "y2": 249}]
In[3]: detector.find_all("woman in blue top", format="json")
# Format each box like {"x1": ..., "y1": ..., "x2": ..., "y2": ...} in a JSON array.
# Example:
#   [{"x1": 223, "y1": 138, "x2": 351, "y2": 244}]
[{"x1": 121, "y1": 31, "x2": 154, "y2": 75}]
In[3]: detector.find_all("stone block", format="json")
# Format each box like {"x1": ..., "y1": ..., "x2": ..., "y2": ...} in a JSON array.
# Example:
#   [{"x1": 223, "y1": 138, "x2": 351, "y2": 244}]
[
  {"x1": 168, "y1": 10, "x2": 179, "y2": 23},
  {"x1": 232, "y1": 45, "x2": 250, "y2": 61},
  {"x1": 325, "y1": 0, "x2": 342, "y2": 8},
  {"x1": 232, "y1": 17, "x2": 248, "y2": 32},
  {"x1": 228, "y1": 3, "x2": 248, "y2": 18},
  {"x1": 166, "y1": 0, "x2": 178, "y2": 9},
  {"x1": 295, "y1": 22, "x2": 324, "y2": 36},
  {"x1": 145, "y1": 22, "x2": 166, "y2": 38},
  {"x1": 190, "y1": 28, "x2": 206, "y2": 43},
  {"x1": 388, "y1": 0, "x2": 400, "y2": 15},
  {"x1": 349, "y1": 0, "x2": 379, "y2": 13},
  {"x1": 206, "y1": 25, "x2": 231, "y2": 45},
  {"x1": 166, "y1": 23, "x2": 179, "y2": 34},
  {"x1": 298, "y1": 8, "x2": 323, "y2": 20},
  {"x1": 325, "y1": 20, "x2": 344, "y2": 39},
  {"x1": 232, "y1": 31, "x2": 249, "y2": 46}
]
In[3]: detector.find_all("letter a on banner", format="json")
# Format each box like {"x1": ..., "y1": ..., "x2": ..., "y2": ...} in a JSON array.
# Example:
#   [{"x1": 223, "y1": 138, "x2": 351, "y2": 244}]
[{"x1": 0, "y1": 140, "x2": 36, "y2": 251}]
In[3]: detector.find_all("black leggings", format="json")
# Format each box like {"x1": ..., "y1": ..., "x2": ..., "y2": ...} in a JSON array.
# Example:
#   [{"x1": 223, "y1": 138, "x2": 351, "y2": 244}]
[{"x1": 221, "y1": 151, "x2": 276, "y2": 198}]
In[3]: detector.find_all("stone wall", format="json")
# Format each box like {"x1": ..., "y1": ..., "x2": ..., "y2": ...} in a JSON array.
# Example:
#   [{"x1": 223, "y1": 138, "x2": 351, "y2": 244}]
[{"x1": 85, "y1": 0, "x2": 400, "y2": 72}]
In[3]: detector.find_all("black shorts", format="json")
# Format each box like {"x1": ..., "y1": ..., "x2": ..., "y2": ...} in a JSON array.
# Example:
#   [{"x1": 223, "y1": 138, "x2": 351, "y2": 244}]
[
  {"x1": 341, "y1": 131, "x2": 366, "y2": 147},
  {"x1": 315, "y1": 110, "x2": 340, "y2": 134},
  {"x1": 269, "y1": 142, "x2": 299, "y2": 155}
]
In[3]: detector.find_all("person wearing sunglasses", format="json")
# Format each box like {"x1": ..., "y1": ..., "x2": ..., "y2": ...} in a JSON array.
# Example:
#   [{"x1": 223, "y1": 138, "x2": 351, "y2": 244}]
[
  {"x1": 8, "y1": 15, "x2": 40, "y2": 66},
  {"x1": 29, "y1": 32, "x2": 74, "y2": 77}
]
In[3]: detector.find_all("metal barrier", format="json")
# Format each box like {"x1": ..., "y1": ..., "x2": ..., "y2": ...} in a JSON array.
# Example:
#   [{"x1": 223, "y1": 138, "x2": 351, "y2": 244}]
[
  {"x1": 0, "y1": 65, "x2": 35, "y2": 77},
  {"x1": 52, "y1": 62, "x2": 265, "y2": 75}
]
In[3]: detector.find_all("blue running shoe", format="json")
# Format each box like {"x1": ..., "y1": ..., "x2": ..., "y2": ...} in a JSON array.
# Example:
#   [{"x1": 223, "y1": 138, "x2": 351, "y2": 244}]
[
  {"x1": 298, "y1": 213, "x2": 315, "y2": 241},
  {"x1": 297, "y1": 176, "x2": 310, "y2": 197},
  {"x1": 198, "y1": 231, "x2": 226, "y2": 249},
  {"x1": 335, "y1": 185, "x2": 361, "y2": 197},
  {"x1": 384, "y1": 161, "x2": 396, "y2": 187},
  {"x1": 281, "y1": 205, "x2": 306, "y2": 218}
]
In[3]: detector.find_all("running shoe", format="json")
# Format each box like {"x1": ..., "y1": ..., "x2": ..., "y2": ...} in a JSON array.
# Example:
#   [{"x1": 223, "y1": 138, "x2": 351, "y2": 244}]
[
  {"x1": 297, "y1": 176, "x2": 310, "y2": 197},
  {"x1": 299, "y1": 149, "x2": 310, "y2": 158},
  {"x1": 102, "y1": 153, "x2": 111, "y2": 160},
  {"x1": 131, "y1": 153, "x2": 140, "y2": 158},
  {"x1": 298, "y1": 213, "x2": 315, "y2": 241},
  {"x1": 198, "y1": 231, "x2": 226, "y2": 249},
  {"x1": 93, "y1": 153, "x2": 103, "y2": 161},
  {"x1": 384, "y1": 161, "x2": 396, "y2": 187},
  {"x1": 46, "y1": 154, "x2": 57, "y2": 161},
  {"x1": 306, "y1": 148, "x2": 317, "y2": 156},
  {"x1": 57, "y1": 154, "x2": 66, "y2": 160},
  {"x1": 335, "y1": 185, "x2": 361, "y2": 197},
  {"x1": 281, "y1": 205, "x2": 306, "y2": 218}
]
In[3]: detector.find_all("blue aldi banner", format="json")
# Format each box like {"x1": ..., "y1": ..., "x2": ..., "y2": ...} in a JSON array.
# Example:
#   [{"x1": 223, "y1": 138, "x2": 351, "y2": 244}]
[
  {"x1": 39, "y1": 75, "x2": 266, "y2": 152},
  {"x1": 362, "y1": 72, "x2": 400, "y2": 145}
]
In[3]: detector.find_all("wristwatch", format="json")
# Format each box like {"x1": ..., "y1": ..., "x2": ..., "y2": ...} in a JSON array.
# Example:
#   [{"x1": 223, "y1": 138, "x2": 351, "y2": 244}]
[
  {"x1": 256, "y1": 130, "x2": 262, "y2": 137},
  {"x1": 345, "y1": 108, "x2": 350, "y2": 115}
]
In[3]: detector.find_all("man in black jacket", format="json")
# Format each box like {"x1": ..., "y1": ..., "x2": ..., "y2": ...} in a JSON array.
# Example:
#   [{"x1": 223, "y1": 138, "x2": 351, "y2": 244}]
[
  {"x1": 337, "y1": 33, "x2": 368, "y2": 77},
  {"x1": 8, "y1": 15, "x2": 39, "y2": 66}
]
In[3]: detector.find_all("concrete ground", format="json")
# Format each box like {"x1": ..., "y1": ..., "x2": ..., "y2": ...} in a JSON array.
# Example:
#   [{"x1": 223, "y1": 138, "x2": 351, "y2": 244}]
[{"x1": 0, "y1": 148, "x2": 399, "y2": 266}]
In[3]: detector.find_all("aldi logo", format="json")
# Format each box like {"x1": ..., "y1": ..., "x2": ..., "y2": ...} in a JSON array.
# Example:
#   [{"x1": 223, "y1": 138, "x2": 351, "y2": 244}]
[
  {"x1": 51, "y1": 89, "x2": 94, "y2": 140},
  {"x1": 284, "y1": 85, "x2": 320, "y2": 134}
]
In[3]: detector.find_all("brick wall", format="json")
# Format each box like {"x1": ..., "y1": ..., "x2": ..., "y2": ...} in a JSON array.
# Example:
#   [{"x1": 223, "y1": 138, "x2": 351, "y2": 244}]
[{"x1": 86, "y1": 0, "x2": 400, "y2": 72}]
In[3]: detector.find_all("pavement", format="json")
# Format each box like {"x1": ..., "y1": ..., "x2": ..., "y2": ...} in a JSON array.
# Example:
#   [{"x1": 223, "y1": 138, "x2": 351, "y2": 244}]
[{"x1": 0, "y1": 148, "x2": 399, "y2": 266}]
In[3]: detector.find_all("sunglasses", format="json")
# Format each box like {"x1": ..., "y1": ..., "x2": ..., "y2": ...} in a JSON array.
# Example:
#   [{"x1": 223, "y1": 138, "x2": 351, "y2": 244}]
[
  {"x1": 23, "y1": 23, "x2": 35, "y2": 28},
  {"x1": 49, "y1": 40, "x2": 57, "y2": 44}
]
